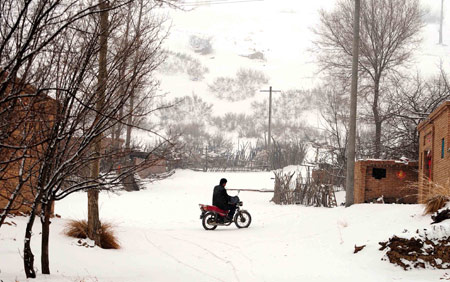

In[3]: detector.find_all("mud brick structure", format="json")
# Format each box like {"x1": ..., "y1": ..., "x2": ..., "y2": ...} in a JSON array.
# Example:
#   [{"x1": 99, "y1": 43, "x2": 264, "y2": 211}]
[
  {"x1": 354, "y1": 160, "x2": 418, "y2": 204},
  {"x1": 129, "y1": 151, "x2": 167, "y2": 179},
  {"x1": 417, "y1": 101, "x2": 450, "y2": 203},
  {"x1": 0, "y1": 93, "x2": 58, "y2": 215}
]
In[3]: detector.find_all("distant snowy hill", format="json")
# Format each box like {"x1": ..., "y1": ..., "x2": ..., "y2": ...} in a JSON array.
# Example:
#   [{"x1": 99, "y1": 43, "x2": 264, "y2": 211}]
[
  {"x1": 135, "y1": 0, "x2": 450, "y2": 146},
  {"x1": 157, "y1": 0, "x2": 450, "y2": 99}
]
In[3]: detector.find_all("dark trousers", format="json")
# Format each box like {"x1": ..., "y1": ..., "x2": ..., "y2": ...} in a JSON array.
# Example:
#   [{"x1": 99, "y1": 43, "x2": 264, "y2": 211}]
[
  {"x1": 218, "y1": 204, "x2": 236, "y2": 219},
  {"x1": 225, "y1": 204, "x2": 236, "y2": 219}
]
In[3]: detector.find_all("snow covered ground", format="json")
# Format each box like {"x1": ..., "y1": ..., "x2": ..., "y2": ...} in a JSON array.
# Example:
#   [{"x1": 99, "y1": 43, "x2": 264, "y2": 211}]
[{"x1": 1, "y1": 169, "x2": 448, "y2": 281}]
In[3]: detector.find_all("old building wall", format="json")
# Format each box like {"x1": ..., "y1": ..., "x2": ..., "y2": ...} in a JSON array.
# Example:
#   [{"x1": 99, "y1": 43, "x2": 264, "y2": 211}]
[
  {"x1": 432, "y1": 109, "x2": 449, "y2": 187},
  {"x1": 134, "y1": 158, "x2": 167, "y2": 179},
  {"x1": 418, "y1": 101, "x2": 450, "y2": 203},
  {"x1": 354, "y1": 160, "x2": 418, "y2": 204},
  {"x1": 354, "y1": 162, "x2": 366, "y2": 203},
  {"x1": 0, "y1": 95, "x2": 58, "y2": 215}
]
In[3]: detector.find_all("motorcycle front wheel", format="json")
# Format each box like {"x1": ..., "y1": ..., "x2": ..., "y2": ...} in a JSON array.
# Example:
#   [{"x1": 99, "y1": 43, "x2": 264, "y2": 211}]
[
  {"x1": 234, "y1": 210, "x2": 251, "y2": 228},
  {"x1": 202, "y1": 212, "x2": 218, "y2": 230}
]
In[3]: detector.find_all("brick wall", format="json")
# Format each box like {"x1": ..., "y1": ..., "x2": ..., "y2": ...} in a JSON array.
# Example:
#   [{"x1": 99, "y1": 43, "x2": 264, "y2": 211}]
[
  {"x1": 0, "y1": 95, "x2": 58, "y2": 215},
  {"x1": 134, "y1": 157, "x2": 167, "y2": 179},
  {"x1": 418, "y1": 101, "x2": 450, "y2": 203},
  {"x1": 354, "y1": 160, "x2": 418, "y2": 204}
]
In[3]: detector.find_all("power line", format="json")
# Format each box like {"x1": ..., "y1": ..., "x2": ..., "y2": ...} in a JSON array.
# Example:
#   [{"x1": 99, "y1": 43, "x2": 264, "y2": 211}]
[{"x1": 180, "y1": 0, "x2": 264, "y2": 6}]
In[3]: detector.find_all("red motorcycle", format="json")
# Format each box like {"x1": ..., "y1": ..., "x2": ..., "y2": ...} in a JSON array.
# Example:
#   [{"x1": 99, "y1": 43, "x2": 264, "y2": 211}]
[{"x1": 199, "y1": 196, "x2": 251, "y2": 230}]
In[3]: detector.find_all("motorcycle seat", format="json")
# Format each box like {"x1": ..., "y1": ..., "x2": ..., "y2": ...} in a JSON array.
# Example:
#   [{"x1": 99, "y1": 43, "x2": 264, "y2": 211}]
[{"x1": 199, "y1": 204, "x2": 228, "y2": 217}]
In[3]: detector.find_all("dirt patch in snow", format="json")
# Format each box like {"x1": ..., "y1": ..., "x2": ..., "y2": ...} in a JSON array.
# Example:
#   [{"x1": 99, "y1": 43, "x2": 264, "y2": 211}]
[{"x1": 379, "y1": 233, "x2": 450, "y2": 270}]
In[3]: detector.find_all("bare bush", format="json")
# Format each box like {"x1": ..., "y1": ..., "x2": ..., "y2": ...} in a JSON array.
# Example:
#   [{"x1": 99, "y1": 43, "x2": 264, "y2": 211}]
[
  {"x1": 208, "y1": 68, "x2": 268, "y2": 101},
  {"x1": 160, "y1": 50, "x2": 209, "y2": 81},
  {"x1": 211, "y1": 113, "x2": 260, "y2": 138},
  {"x1": 272, "y1": 170, "x2": 337, "y2": 207},
  {"x1": 189, "y1": 34, "x2": 213, "y2": 55}
]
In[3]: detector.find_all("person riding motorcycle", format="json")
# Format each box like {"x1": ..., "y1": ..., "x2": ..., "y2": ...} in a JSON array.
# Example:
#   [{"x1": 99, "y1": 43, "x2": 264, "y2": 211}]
[{"x1": 212, "y1": 178, "x2": 236, "y2": 222}]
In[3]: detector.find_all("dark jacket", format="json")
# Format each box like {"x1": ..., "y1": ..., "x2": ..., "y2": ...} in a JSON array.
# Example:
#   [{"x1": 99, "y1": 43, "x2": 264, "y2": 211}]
[{"x1": 213, "y1": 184, "x2": 231, "y2": 209}]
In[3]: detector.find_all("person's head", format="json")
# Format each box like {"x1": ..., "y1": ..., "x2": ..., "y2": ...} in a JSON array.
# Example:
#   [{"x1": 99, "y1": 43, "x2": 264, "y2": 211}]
[{"x1": 220, "y1": 178, "x2": 227, "y2": 186}]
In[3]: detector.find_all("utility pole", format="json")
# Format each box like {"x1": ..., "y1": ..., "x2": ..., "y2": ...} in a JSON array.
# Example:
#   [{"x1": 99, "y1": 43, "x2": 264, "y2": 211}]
[
  {"x1": 345, "y1": 0, "x2": 361, "y2": 207},
  {"x1": 440, "y1": 0, "x2": 444, "y2": 44},
  {"x1": 260, "y1": 86, "x2": 281, "y2": 169},
  {"x1": 260, "y1": 86, "x2": 281, "y2": 151}
]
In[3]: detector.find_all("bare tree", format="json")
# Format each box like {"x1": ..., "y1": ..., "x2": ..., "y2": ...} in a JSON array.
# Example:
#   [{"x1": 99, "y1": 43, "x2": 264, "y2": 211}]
[
  {"x1": 318, "y1": 84, "x2": 350, "y2": 171},
  {"x1": 314, "y1": 0, "x2": 424, "y2": 159},
  {"x1": 440, "y1": 0, "x2": 445, "y2": 44},
  {"x1": 384, "y1": 70, "x2": 450, "y2": 159},
  {"x1": 0, "y1": 0, "x2": 179, "y2": 278}
]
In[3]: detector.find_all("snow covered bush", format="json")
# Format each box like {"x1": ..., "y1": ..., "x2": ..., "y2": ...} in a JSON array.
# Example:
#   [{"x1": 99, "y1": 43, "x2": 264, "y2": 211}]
[
  {"x1": 208, "y1": 68, "x2": 268, "y2": 101},
  {"x1": 211, "y1": 113, "x2": 260, "y2": 138},
  {"x1": 160, "y1": 50, "x2": 209, "y2": 81},
  {"x1": 189, "y1": 35, "x2": 213, "y2": 55}
]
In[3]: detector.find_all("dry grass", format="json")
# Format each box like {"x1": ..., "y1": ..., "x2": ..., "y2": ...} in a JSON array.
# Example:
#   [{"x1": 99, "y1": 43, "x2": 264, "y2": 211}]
[
  {"x1": 64, "y1": 219, "x2": 120, "y2": 249},
  {"x1": 422, "y1": 178, "x2": 450, "y2": 214},
  {"x1": 424, "y1": 195, "x2": 449, "y2": 214}
]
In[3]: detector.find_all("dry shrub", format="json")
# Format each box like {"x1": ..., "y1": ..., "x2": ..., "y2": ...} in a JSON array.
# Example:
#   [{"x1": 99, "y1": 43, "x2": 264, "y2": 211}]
[
  {"x1": 423, "y1": 178, "x2": 450, "y2": 214},
  {"x1": 64, "y1": 219, "x2": 120, "y2": 249},
  {"x1": 64, "y1": 219, "x2": 88, "y2": 238},
  {"x1": 99, "y1": 222, "x2": 120, "y2": 249},
  {"x1": 424, "y1": 195, "x2": 449, "y2": 214}
]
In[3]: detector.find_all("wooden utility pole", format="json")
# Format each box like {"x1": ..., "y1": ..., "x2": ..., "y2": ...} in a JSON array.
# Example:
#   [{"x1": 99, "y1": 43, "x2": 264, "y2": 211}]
[
  {"x1": 440, "y1": 0, "x2": 444, "y2": 44},
  {"x1": 260, "y1": 86, "x2": 281, "y2": 153},
  {"x1": 345, "y1": 0, "x2": 361, "y2": 207}
]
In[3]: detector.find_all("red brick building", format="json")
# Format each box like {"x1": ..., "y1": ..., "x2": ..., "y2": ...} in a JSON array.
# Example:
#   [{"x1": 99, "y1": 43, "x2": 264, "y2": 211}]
[
  {"x1": 354, "y1": 160, "x2": 418, "y2": 204},
  {"x1": 417, "y1": 101, "x2": 450, "y2": 203}
]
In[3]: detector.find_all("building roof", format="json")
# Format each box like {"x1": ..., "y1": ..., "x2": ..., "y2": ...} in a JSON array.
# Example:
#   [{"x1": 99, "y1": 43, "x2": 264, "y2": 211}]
[
  {"x1": 355, "y1": 159, "x2": 418, "y2": 167},
  {"x1": 418, "y1": 101, "x2": 450, "y2": 131}
]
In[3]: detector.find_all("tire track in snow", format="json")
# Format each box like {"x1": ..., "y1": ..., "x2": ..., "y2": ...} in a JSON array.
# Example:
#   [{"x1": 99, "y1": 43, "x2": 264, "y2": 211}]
[
  {"x1": 144, "y1": 232, "x2": 225, "y2": 282},
  {"x1": 196, "y1": 235, "x2": 253, "y2": 263},
  {"x1": 162, "y1": 232, "x2": 242, "y2": 282}
]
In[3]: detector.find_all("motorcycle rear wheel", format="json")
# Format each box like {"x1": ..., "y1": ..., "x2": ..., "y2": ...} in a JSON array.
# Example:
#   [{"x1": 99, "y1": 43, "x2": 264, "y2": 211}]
[
  {"x1": 202, "y1": 212, "x2": 218, "y2": 230},
  {"x1": 234, "y1": 210, "x2": 251, "y2": 228}
]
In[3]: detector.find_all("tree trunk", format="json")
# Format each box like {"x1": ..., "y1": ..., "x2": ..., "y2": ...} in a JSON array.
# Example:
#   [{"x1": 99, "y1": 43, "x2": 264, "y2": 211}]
[
  {"x1": 24, "y1": 217, "x2": 36, "y2": 278},
  {"x1": 373, "y1": 76, "x2": 382, "y2": 159},
  {"x1": 125, "y1": 0, "x2": 144, "y2": 151},
  {"x1": 88, "y1": 0, "x2": 108, "y2": 246},
  {"x1": 23, "y1": 196, "x2": 42, "y2": 278},
  {"x1": 439, "y1": 0, "x2": 444, "y2": 44},
  {"x1": 115, "y1": 2, "x2": 131, "y2": 152},
  {"x1": 125, "y1": 95, "x2": 133, "y2": 149},
  {"x1": 87, "y1": 189, "x2": 101, "y2": 244},
  {"x1": 41, "y1": 200, "x2": 53, "y2": 274}
]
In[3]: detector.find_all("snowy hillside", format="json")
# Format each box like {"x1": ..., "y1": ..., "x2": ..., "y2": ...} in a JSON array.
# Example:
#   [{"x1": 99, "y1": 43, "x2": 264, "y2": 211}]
[
  {"x1": 130, "y1": 0, "x2": 450, "y2": 149},
  {"x1": 156, "y1": 0, "x2": 450, "y2": 105},
  {"x1": 1, "y1": 169, "x2": 448, "y2": 281}
]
